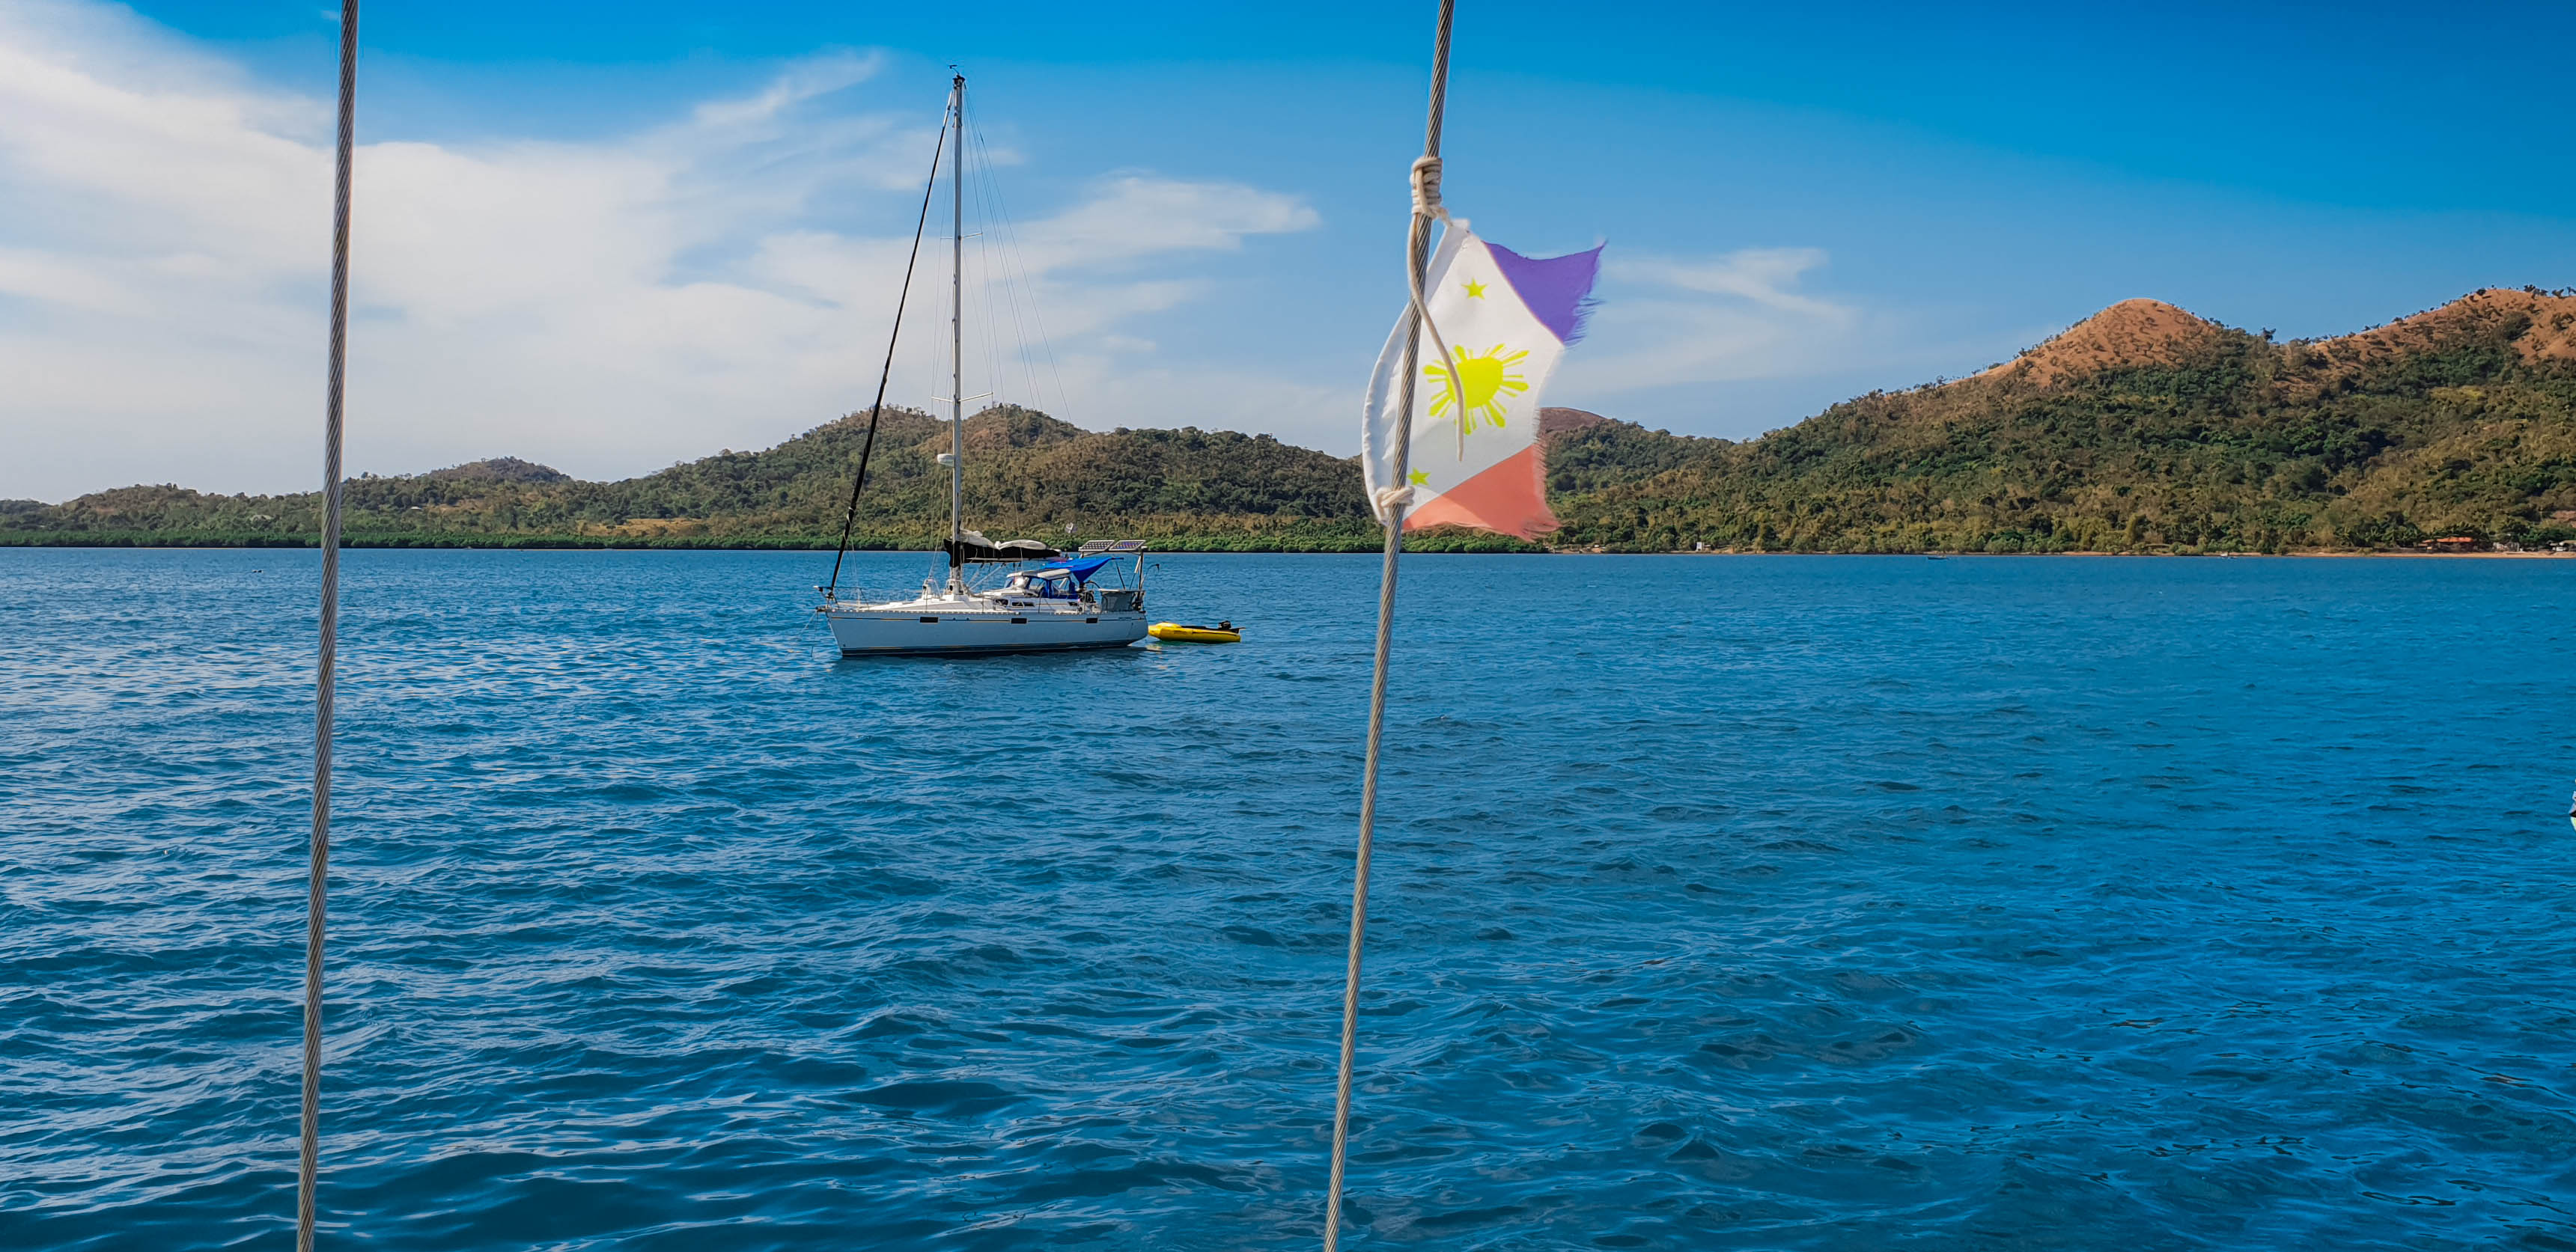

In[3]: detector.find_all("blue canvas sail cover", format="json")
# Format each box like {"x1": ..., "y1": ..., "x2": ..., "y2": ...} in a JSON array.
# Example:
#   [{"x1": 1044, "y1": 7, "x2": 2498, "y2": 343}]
[{"x1": 1049, "y1": 555, "x2": 1122, "y2": 584}]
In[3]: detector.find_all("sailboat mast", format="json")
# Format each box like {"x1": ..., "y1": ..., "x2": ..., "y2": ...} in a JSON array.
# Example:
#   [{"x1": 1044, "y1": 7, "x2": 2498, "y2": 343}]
[{"x1": 947, "y1": 73, "x2": 966, "y2": 585}]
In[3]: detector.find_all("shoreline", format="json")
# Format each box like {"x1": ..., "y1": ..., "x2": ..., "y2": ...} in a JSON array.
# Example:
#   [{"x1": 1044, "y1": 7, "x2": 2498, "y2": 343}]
[
  {"x1": 4, "y1": 540, "x2": 2570, "y2": 558},
  {"x1": 1661, "y1": 549, "x2": 2576, "y2": 559}
]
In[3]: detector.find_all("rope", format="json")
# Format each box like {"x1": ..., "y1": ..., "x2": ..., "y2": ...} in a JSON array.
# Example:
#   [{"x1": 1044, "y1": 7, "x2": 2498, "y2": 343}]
[
  {"x1": 299, "y1": 2, "x2": 356, "y2": 1248},
  {"x1": 1402, "y1": 159, "x2": 1469, "y2": 460},
  {"x1": 1409, "y1": 155, "x2": 1445, "y2": 219},
  {"x1": 826, "y1": 116, "x2": 949, "y2": 600},
  {"x1": 1324, "y1": 5, "x2": 1452, "y2": 1249}
]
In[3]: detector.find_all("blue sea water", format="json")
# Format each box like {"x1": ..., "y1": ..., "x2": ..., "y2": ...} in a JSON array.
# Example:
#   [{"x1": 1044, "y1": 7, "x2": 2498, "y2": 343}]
[{"x1": 2, "y1": 548, "x2": 2572, "y2": 1251}]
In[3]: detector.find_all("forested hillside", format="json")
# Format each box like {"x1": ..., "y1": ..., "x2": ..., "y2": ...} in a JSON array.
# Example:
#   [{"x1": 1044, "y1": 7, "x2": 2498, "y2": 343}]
[
  {"x1": 9, "y1": 288, "x2": 2574, "y2": 554},
  {"x1": 1, "y1": 406, "x2": 1416, "y2": 551},
  {"x1": 1546, "y1": 288, "x2": 2576, "y2": 552}
]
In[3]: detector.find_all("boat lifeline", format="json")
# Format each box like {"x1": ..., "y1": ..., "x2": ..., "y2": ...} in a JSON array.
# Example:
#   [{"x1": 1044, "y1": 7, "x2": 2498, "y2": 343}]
[{"x1": 814, "y1": 73, "x2": 1151, "y2": 657}]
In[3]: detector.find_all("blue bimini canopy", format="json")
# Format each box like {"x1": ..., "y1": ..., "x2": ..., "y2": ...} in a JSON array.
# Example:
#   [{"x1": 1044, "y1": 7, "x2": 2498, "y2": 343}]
[{"x1": 1050, "y1": 555, "x2": 1123, "y2": 584}]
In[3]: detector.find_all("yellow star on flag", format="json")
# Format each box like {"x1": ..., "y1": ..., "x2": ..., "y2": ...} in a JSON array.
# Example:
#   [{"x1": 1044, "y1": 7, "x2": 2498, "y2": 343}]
[
  {"x1": 1408, "y1": 469, "x2": 1429, "y2": 486},
  {"x1": 1462, "y1": 279, "x2": 1487, "y2": 299}
]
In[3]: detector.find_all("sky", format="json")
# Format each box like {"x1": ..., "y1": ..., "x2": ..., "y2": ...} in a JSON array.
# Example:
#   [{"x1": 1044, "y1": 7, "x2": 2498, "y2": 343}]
[{"x1": 4, "y1": 0, "x2": 2572, "y2": 501}]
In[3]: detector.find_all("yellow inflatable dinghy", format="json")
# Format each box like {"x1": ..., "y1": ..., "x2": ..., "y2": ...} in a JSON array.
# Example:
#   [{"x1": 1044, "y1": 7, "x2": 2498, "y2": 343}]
[{"x1": 1148, "y1": 621, "x2": 1241, "y2": 644}]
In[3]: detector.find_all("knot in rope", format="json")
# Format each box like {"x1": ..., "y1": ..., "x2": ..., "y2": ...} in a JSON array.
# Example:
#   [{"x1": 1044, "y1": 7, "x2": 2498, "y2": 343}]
[
  {"x1": 1410, "y1": 155, "x2": 1446, "y2": 219},
  {"x1": 1400, "y1": 154, "x2": 1465, "y2": 435},
  {"x1": 1372, "y1": 484, "x2": 1417, "y2": 515},
  {"x1": 1399, "y1": 153, "x2": 1467, "y2": 449}
]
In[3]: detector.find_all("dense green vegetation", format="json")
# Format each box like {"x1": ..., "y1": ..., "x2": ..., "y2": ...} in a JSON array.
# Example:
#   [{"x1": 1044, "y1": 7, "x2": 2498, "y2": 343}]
[
  {"x1": 10, "y1": 291, "x2": 2574, "y2": 555},
  {"x1": 0, "y1": 405, "x2": 1534, "y2": 554},
  {"x1": 1547, "y1": 293, "x2": 2576, "y2": 553}
]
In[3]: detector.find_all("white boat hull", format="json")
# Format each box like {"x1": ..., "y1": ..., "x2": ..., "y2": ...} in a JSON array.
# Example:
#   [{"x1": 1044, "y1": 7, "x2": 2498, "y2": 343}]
[{"x1": 823, "y1": 605, "x2": 1148, "y2": 656}]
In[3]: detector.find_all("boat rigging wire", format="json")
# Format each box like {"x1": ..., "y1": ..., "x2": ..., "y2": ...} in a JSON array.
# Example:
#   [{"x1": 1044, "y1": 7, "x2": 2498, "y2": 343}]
[
  {"x1": 967, "y1": 136, "x2": 1011, "y2": 421},
  {"x1": 966, "y1": 117, "x2": 1074, "y2": 422},
  {"x1": 299, "y1": 1, "x2": 357, "y2": 1247},
  {"x1": 1324, "y1": 4, "x2": 1454, "y2": 1249},
  {"x1": 825, "y1": 106, "x2": 951, "y2": 600}
]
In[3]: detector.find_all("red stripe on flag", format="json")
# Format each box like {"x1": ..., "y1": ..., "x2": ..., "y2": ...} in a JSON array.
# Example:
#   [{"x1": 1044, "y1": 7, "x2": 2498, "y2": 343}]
[{"x1": 1403, "y1": 444, "x2": 1560, "y2": 540}]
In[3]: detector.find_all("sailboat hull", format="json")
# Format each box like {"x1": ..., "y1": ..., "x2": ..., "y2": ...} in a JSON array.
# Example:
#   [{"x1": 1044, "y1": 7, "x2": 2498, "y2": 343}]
[{"x1": 823, "y1": 607, "x2": 1148, "y2": 656}]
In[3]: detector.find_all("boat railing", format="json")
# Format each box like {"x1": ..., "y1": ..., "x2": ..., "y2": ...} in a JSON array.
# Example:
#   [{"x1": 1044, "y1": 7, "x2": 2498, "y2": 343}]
[{"x1": 818, "y1": 584, "x2": 878, "y2": 609}]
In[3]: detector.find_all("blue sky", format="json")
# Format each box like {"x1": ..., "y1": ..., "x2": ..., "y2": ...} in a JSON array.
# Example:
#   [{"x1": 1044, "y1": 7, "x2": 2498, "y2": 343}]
[{"x1": 4, "y1": 0, "x2": 2571, "y2": 498}]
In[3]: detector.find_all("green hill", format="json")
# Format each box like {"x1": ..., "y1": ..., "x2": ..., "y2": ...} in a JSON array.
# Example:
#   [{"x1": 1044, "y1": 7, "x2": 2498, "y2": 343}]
[
  {"x1": 1545, "y1": 288, "x2": 2576, "y2": 552},
  {"x1": 7, "y1": 287, "x2": 2574, "y2": 555},
  {"x1": 0, "y1": 406, "x2": 1434, "y2": 552}
]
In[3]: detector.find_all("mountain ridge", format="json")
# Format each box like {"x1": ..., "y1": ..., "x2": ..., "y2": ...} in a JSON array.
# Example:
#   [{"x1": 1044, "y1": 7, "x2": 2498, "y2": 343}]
[{"x1": 9, "y1": 288, "x2": 2575, "y2": 554}]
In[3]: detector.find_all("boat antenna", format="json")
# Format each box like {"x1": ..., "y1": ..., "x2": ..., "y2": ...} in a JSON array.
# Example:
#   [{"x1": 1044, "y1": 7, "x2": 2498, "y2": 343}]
[
  {"x1": 947, "y1": 73, "x2": 966, "y2": 591},
  {"x1": 299, "y1": 1, "x2": 358, "y2": 1248},
  {"x1": 823, "y1": 95, "x2": 951, "y2": 600},
  {"x1": 1324, "y1": 3, "x2": 1450, "y2": 1250}
]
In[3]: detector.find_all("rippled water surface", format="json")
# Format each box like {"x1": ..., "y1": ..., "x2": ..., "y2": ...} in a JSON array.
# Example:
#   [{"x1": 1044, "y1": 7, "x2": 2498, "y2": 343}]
[{"x1": 4, "y1": 549, "x2": 2574, "y2": 1250}]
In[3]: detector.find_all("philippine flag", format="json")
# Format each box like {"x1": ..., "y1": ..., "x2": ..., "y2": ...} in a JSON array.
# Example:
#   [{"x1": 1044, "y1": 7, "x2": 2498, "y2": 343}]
[{"x1": 1360, "y1": 222, "x2": 1601, "y2": 540}]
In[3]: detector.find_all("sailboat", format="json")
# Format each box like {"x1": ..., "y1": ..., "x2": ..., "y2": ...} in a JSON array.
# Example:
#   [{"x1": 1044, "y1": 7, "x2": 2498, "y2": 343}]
[{"x1": 817, "y1": 74, "x2": 1152, "y2": 656}]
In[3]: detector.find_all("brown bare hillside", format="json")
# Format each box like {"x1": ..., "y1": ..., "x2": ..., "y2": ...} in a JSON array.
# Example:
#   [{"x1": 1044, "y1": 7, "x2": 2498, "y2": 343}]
[
  {"x1": 1981, "y1": 298, "x2": 2225, "y2": 386},
  {"x1": 1983, "y1": 290, "x2": 2576, "y2": 392},
  {"x1": 1538, "y1": 406, "x2": 1610, "y2": 438},
  {"x1": 2325, "y1": 287, "x2": 2576, "y2": 367}
]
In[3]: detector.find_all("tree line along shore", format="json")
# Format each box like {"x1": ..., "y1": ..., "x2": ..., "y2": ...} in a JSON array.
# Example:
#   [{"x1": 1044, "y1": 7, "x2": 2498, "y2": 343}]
[{"x1": 10, "y1": 289, "x2": 2574, "y2": 556}]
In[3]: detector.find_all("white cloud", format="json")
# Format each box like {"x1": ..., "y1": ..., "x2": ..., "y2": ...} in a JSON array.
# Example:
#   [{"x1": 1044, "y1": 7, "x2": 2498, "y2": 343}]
[
  {"x1": 1545, "y1": 248, "x2": 2038, "y2": 439},
  {"x1": 0, "y1": 1, "x2": 1318, "y2": 499},
  {"x1": 1645, "y1": 246, "x2": 1850, "y2": 319},
  {"x1": 1553, "y1": 248, "x2": 1864, "y2": 396}
]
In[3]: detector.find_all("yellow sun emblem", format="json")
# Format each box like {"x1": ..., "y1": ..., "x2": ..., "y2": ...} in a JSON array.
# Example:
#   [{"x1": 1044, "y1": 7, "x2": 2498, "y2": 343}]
[{"x1": 1426, "y1": 343, "x2": 1529, "y2": 435}]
